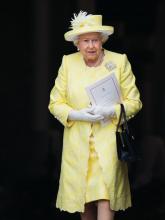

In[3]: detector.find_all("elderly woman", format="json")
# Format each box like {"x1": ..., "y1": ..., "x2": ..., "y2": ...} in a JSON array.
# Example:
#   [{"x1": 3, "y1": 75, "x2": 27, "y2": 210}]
[{"x1": 48, "y1": 11, "x2": 142, "y2": 220}]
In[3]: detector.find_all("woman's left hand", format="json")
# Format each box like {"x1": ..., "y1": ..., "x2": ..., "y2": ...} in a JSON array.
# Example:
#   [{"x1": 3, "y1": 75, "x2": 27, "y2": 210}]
[{"x1": 89, "y1": 105, "x2": 116, "y2": 119}]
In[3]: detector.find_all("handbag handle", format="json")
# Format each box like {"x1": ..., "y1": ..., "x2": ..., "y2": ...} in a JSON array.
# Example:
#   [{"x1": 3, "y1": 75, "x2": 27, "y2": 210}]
[
  {"x1": 116, "y1": 104, "x2": 123, "y2": 131},
  {"x1": 116, "y1": 104, "x2": 130, "y2": 133}
]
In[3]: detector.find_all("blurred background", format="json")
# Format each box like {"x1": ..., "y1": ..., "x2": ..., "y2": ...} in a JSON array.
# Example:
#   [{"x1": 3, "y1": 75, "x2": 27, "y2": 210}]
[{"x1": 1, "y1": 0, "x2": 165, "y2": 219}]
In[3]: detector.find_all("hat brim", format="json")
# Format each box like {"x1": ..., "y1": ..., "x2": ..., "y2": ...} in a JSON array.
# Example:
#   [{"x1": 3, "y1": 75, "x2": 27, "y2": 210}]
[{"x1": 64, "y1": 25, "x2": 114, "y2": 41}]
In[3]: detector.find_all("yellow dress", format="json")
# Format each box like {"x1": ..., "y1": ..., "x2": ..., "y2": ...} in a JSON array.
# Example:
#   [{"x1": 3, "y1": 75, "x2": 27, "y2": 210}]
[{"x1": 85, "y1": 125, "x2": 109, "y2": 203}]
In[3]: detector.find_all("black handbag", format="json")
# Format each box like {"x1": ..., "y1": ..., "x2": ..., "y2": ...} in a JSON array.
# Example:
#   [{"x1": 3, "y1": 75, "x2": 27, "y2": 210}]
[{"x1": 116, "y1": 104, "x2": 139, "y2": 162}]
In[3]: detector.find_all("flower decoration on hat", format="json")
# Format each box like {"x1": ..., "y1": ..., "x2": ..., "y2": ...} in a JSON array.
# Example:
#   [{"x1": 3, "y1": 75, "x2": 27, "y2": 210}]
[{"x1": 70, "y1": 11, "x2": 95, "y2": 30}]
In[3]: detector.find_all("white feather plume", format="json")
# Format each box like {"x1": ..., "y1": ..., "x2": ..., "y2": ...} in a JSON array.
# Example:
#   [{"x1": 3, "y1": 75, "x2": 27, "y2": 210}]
[{"x1": 70, "y1": 11, "x2": 93, "y2": 29}]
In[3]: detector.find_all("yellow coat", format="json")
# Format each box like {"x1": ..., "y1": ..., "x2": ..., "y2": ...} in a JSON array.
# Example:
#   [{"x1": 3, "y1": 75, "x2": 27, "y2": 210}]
[{"x1": 48, "y1": 49, "x2": 142, "y2": 213}]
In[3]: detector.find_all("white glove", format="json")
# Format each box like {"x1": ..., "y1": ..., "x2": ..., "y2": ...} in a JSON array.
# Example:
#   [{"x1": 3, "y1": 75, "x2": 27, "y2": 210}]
[
  {"x1": 89, "y1": 105, "x2": 116, "y2": 119},
  {"x1": 68, "y1": 108, "x2": 104, "y2": 122}
]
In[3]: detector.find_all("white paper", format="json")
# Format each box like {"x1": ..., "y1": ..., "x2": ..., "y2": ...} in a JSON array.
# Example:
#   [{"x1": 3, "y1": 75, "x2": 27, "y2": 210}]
[{"x1": 86, "y1": 73, "x2": 122, "y2": 125}]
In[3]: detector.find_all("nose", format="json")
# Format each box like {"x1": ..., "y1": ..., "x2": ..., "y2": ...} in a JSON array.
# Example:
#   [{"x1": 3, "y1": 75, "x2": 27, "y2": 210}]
[{"x1": 88, "y1": 40, "x2": 94, "y2": 48}]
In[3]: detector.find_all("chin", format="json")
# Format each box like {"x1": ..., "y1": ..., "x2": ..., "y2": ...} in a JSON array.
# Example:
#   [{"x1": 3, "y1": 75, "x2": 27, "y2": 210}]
[{"x1": 87, "y1": 56, "x2": 97, "y2": 61}]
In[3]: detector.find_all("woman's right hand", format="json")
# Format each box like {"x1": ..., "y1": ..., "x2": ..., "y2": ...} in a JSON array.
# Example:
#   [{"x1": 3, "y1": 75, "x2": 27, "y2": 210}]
[{"x1": 68, "y1": 108, "x2": 104, "y2": 122}]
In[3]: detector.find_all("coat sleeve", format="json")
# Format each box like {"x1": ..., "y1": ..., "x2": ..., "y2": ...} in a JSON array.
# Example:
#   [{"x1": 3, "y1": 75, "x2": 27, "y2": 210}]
[
  {"x1": 114, "y1": 54, "x2": 142, "y2": 121},
  {"x1": 48, "y1": 55, "x2": 74, "y2": 127}
]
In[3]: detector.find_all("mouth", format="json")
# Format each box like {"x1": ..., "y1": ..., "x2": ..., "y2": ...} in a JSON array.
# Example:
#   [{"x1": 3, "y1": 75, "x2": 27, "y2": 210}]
[{"x1": 87, "y1": 51, "x2": 96, "y2": 55}]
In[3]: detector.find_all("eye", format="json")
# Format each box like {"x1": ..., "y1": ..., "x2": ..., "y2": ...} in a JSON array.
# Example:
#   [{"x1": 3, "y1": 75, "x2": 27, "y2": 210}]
[{"x1": 93, "y1": 39, "x2": 99, "y2": 43}]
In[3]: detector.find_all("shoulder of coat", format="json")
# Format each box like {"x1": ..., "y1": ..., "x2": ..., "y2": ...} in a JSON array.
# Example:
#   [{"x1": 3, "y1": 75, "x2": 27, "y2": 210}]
[{"x1": 104, "y1": 49, "x2": 124, "y2": 59}]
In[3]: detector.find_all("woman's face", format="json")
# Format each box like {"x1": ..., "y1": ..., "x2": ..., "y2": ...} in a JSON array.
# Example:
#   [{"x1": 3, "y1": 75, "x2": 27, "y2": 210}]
[{"x1": 77, "y1": 32, "x2": 103, "y2": 64}]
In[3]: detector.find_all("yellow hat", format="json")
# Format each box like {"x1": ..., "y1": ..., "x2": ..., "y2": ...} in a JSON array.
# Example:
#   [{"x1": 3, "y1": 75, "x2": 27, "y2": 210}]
[{"x1": 64, "y1": 11, "x2": 114, "y2": 42}]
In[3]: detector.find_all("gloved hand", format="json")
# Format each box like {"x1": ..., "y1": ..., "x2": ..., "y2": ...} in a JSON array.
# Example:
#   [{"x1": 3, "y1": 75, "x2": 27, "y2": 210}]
[
  {"x1": 89, "y1": 105, "x2": 116, "y2": 119},
  {"x1": 68, "y1": 108, "x2": 104, "y2": 122}
]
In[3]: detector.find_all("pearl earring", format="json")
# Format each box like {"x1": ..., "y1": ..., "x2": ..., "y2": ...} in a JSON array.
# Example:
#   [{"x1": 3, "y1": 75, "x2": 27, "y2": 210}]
[{"x1": 77, "y1": 47, "x2": 80, "y2": 51}]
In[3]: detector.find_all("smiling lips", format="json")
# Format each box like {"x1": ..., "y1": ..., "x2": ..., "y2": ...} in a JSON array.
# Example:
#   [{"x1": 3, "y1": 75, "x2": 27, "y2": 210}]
[{"x1": 87, "y1": 51, "x2": 96, "y2": 55}]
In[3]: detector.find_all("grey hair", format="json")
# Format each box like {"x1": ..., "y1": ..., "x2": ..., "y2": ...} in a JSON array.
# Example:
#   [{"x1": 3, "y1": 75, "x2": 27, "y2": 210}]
[{"x1": 73, "y1": 32, "x2": 109, "y2": 46}]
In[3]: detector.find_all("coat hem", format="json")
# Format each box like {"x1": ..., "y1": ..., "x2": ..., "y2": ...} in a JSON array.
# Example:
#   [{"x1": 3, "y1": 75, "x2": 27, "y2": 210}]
[{"x1": 56, "y1": 194, "x2": 132, "y2": 213}]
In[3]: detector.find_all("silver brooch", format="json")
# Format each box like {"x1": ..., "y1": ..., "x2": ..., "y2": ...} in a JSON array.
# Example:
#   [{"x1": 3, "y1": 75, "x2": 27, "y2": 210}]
[{"x1": 105, "y1": 61, "x2": 116, "y2": 71}]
